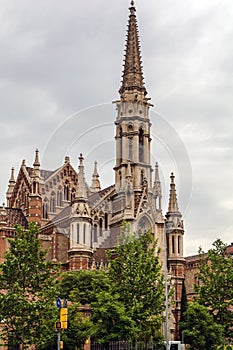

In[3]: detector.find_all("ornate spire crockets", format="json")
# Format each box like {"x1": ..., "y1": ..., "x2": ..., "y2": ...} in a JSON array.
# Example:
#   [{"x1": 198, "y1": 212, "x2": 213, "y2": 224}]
[
  {"x1": 168, "y1": 173, "x2": 179, "y2": 213},
  {"x1": 119, "y1": 0, "x2": 148, "y2": 103},
  {"x1": 90, "y1": 161, "x2": 101, "y2": 193}
]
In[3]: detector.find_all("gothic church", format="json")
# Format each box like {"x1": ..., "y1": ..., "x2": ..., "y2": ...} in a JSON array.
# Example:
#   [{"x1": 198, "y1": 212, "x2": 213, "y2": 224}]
[{"x1": 0, "y1": 1, "x2": 185, "y2": 340}]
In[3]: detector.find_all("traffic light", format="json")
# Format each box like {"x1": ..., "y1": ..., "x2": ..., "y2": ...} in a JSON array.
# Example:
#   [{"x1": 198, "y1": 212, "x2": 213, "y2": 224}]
[
  {"x1": 60, "y1": 307, "x2": 68, "y2": 329},
  {"x1": 55, "y1": 321, "x2": 62, "y2": 329}
]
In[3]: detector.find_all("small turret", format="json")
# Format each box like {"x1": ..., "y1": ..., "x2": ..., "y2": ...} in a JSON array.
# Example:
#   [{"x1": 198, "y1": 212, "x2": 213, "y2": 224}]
[
  {"x1": 28, "y1": 149, "x2": 42, "y2": 224},
  {"x1": 69, "y1": 154, "x2": 93, "y2": 271},
  {"x1": 165, "y1": 173, "x2": 184, "y2": 256},
  {"x1": 31, "y1": 149, "x2": 41, "y2": 195}
]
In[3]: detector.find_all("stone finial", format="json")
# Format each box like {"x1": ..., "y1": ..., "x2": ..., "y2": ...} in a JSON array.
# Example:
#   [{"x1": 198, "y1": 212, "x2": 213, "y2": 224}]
[{"x1": 64, "y1": 156, "x2": 70, "y2": 164}]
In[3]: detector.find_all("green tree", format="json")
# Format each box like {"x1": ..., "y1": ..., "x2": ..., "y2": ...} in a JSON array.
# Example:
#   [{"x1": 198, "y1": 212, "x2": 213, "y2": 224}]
[
  {"x1": 60, "y1": 269, "x2": 110, "y2": 304},
  {"x1": 91, "y1": 292, "x2": 136, "y2": 343},
  {"x1": 180, "y1": 301, "x2": 224, "y2": 350},
  {"x1": 0, "y1": 223, "x2": 59, "y2": 349},
  {"x1": 179, "y1": 280, "x2": 188, "y2": 340},
  {"x1": 107, "y1": 222, "x2": 165, "y2": 342},
  {"x1": 195, "y1": 239, "x2": 233, "y2": 340}
]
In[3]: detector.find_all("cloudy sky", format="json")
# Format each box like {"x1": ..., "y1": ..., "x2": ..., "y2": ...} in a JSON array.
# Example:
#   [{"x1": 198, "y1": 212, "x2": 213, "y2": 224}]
[{"x1": 0, "y1": 0, "x2": 232, "y2": 256}]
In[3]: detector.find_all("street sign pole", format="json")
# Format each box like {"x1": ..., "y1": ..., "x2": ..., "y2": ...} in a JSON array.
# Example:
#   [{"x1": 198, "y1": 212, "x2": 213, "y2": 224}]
[{"x1": 57, "y1": 329, "x2": 61, "y2": 350}]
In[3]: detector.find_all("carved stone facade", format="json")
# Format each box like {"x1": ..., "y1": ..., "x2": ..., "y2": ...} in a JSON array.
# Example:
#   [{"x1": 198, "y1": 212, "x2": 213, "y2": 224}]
[{"x1": 0, "y1": 1, "x2": 187, "y2": 341}]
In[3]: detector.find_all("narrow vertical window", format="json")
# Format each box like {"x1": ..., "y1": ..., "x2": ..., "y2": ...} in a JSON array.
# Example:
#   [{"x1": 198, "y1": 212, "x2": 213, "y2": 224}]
[
  {"x1": 129, "y1": 138, "x2": 133, "y2": 161},
  {"x1": 83, "y1": 224, "x2": 86, "y2": 244},
  {"x1": 94, "y1": 225, "x2": 97, "y2": 242},
  {"x1": 77, "y1": 224, "x2": 80, "y2": 243},
  {"x1": 172, "y1": 235, "x2": 175, "y2": 254},
  {"x1": 119, "y1": 127, "x2": 122, "y2": 163},
  {"x1": 104, "y1": 213, "x2": 108, "y2": 230},
  {"x1": 140, "y1": 170, "x2": 144, "y2": 185},
  {"x1": 50, "y1": 192, "x2": 55, "y2": 213},
  {"x1": 64, "y1": 181, "x2": 69, "y2": 201},
  {"x1": 139, "y1": 128, "x2": 144, "y2": 162},
  {"x1": 43, "y1": 200, "x2": 48, "y2": 219},
  {"x1": 99, "y1": 218, "x2": 103, "y2": 237},
  {"x1": 57, "y1": 186, "x2": 62, "y2": 206},
  {"x1": 119, "y1": 171, "x2": 122, "y2": 188}
]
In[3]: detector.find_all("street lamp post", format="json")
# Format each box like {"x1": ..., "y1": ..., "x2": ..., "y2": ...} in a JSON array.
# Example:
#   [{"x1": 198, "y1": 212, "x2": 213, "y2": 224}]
[{"x1": 164, "y1": 219, "x2": 169, "y2": 350}]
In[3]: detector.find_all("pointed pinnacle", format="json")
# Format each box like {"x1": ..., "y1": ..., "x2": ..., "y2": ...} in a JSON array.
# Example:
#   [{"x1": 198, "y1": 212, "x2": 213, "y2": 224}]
[{"x1": 168, "y1": 172, "x2": 179, "y2": 212}]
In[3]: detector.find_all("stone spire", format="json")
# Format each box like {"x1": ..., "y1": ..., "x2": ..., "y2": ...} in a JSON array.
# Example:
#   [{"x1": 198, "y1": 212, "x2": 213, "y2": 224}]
[
  {"x1": 168, "y1": 173, "x2": 179, "y2": 213},
  {"x1": 6, "y1": 167, "x2": 15, "y2": 205},
  {"x1": 119, "y1": 0, "x2": 148, "y2": 103},
  {"x1": 77, "y1": 153, "x2": 87, "y2": 199},
  {"x1": 90, "y1": 161, "x2": 101, "y2": 193}
]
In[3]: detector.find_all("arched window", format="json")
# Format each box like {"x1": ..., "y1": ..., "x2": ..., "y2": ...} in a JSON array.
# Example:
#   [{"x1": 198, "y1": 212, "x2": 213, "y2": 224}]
[
  {"x1": 104, "y1": 213, "x2": 108, "y2": 230},
  {"x1": 64, "y1": 181, "x2": 69, "y2": 201},
  {"x1": 50, "y1": 192, "x2": 56, "y2": 213},
  {"x1": 71, "y1": 188, "x2": 76, "y2": 201},
  {"x1": 94, "y1": 224, "x2": 97, "y2": 242},
  {"x1": 43, "y1": 199, "x2": 48, "y2": 219},
  {"x1": 33, "y1": 181, "x2": 37, "y2": 194},
  {"x1": 139, "y1": 128, "x2": 144, "y2": 162},
  {"x1": 57, "y1": 186, "x2": 62, "y2": 206},
  {"x1": 99, "y1": 218, "x2": 103, "y2": 237}
]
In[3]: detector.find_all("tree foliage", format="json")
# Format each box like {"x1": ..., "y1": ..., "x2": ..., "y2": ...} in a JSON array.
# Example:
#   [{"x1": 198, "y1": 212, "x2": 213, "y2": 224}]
[
  {"x1": 179, "y1": 279, "x2": 188, "y2": 339},
  {"x1": 195, "y1": 239, "x2": 233, "y2": 340},
  {"x1": 91, "y1": 292, "x2": 136, "y2": 343},
  {"x1": 180, "y1": 301, "x2": 224, "y2": 350},
  {"x1": 60, "y1": 269, "x2": 110, "y2": 304},
  {"x1": 107, "y1": 222, "x2": 165, "y2": 342},
  {"x1": 61, "y1": 303, "x2": 93, "y2": 350},
  {"x1": 0, "y1": 223, "x2": 59, "y2": 349}
]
